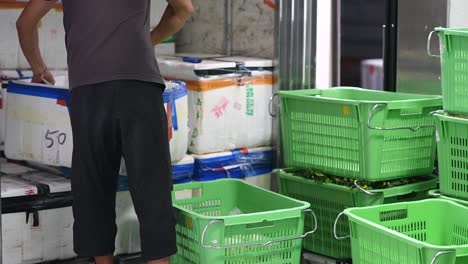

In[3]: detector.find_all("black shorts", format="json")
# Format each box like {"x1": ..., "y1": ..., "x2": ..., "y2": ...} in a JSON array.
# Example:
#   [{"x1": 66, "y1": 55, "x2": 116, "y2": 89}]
[{"x1": 69, "y1": 80, "x2": 177, "y2": 260}]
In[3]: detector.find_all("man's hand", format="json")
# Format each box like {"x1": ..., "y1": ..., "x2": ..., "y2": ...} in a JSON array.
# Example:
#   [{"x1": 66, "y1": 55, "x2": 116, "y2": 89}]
[
  {"x1": 17, "y1": 0, "x2": 56, "y2": 84},
  {"x1": 32, "y1": 68, "x2": 55, "y2": 85},
  {"x1": 151, "y1": 0, "x2": 194, "y2": 46}
]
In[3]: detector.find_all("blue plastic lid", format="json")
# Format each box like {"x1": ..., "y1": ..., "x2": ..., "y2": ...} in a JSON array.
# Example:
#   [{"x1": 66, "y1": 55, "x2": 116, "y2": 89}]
[
  {"x1": 7, "y1": 81, "x2": 70, "y2": 101},
  {"x1": 193, "y1": 148, "x2": 273, "y2": 181},
  {"x1": 172, "y1": 162, "x2": 195, "y2": 182},
  {"x1": 163, "y1": 81, "x2": 188, "y2": 104}
]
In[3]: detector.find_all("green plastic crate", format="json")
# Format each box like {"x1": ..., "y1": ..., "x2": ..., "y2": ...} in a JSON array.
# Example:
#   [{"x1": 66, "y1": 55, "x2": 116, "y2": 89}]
[
  {"x1": 279, "y1": 87, "x2": 442, "y2": 181},
  {"x1": 171, "y1": 179, "x2": 312, "y2": 264},
  {"x1": 344, "y1": 199, "x2": 468, "y2": 264},
  {"x1": 429, "y1": 190, "x2": 468, "y2": 207},
  {"x1": 434, "y1": 112, "x2": 468, "y2": 200},
  {"x1": 277, "y1": 169, "x2": 437, "y2": 260},
  {"x1": 433, "y1": 28, "x2": 468, "y2": 115}
]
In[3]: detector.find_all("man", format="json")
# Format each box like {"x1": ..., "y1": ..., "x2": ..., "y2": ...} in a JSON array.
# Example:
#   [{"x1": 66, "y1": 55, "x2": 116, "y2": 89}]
[{"x1": 16, "y1": 0, "x2": 193, "y2": 263}]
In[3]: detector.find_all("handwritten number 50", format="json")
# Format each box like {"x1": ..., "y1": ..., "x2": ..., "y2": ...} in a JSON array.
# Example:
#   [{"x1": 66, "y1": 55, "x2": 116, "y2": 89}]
[{"x1": 45, "y1": 130, "x2": 67, "y2": 148}]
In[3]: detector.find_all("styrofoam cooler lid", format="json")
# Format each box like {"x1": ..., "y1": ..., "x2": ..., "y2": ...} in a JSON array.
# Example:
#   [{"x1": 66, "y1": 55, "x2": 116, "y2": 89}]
[
  {"x1": 8, "y1": 78, "x2": 70, "y2": 100},
  {"x1": 0, "y1": 159, "x2": 38, "y2": 175},
  {"x1": 215, "y1": 57, "x2": 273, "y2": 68},
  {"x1": 158, "y1": 55, "x2": 237, "y2": 80},
  {"x1": 1, "y1": 176, "x2": 39, "y2": 198},
  {"x1": 20, "y1": 172, "x2": 71, "y2": 193}
]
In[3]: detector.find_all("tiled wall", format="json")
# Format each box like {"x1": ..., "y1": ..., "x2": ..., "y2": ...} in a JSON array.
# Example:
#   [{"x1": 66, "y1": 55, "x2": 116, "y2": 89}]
[{"x1": 175, "y1": 0, "x2": 275, "y2": 58}]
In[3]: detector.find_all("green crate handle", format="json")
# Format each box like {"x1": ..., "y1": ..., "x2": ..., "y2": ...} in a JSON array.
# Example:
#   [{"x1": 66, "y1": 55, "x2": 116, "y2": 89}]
[
  {"x1": 428, "y1": 189, "x2": 441, "y2": 197},
  {"x1": 333, "y1": 211, "x2": 350, "y2": 240},
  {"x1": 367, "y1": 104, "x2": 435, "y2": 132},
  {"x1": 431, "y1": 251, "x2": 454, "y2": 264},
  {"x1": 269, "y1": 93, "x2": 279, "y2": 117},
  {"x1": 354, "y1": 180, "x2": 379, "y2": 196},
  {"x1": 200, "y1": 208, "x2": 317, "y2": 249},
  {"x1": 427, "y1": 30, "x2": 441, "y2": 58}
]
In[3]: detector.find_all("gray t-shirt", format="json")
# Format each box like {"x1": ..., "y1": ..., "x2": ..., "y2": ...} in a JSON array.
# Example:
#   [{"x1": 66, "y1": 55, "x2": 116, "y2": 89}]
[{"x1": 60, "y1": 0, "x2": 164, "y2": 89}]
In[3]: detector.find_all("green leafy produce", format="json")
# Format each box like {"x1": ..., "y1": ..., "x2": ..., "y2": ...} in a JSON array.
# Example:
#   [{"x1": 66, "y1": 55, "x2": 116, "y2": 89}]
[{"x1": 283, "y1": 168, "x2": 434, "y2": 190}]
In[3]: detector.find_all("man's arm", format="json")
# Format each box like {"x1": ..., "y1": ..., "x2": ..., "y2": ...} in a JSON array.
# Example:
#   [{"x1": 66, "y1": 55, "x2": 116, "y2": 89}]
[
  {"x1": 151, "y1": 0, "x2": 194, "y2": 46},
  {"x1": 17, "y1": 0, "x2": 56, "y2": 84}
]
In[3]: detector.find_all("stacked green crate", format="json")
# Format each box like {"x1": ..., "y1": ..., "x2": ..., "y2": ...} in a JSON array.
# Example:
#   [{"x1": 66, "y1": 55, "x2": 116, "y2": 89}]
[
  {"x1": 277, "y1": 169, "x2": 437, "y2": 260},
  {"x1": 278, "y1": 87, "x2": 442, "y2": 260},
  {"x1": 431, "y1": 28, "x2": 468, "y2": 202}
]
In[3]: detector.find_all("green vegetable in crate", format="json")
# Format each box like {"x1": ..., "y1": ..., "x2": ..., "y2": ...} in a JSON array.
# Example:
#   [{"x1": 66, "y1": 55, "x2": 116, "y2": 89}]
[{"x1": 284, "y1": 168, "x2": 434, "y2": 190}]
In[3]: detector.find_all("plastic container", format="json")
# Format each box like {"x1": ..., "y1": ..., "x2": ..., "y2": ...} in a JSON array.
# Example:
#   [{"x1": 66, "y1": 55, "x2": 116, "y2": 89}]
[
  {"x1": 432, "y1": 28, "x2": 468, "y2": 115},
  {"x1": 343, "y1": 199, "x2": 468, "y2": 264},
  {"x1": 434, "y1": 112, "x2": 468, "y2": 200},
  {"x1": 429, "y1": 190, "x2": 468, "y2": 207},
  {"x1": 171, "y1": 179, "x2": 313, "y2": 264},
  {"x1": 277, "y1": 169, "x2": 437, "y2": 260},
  {"x1": 158, "y1": 56, "x2": 273, "y2": 155},
  {"x1": 279, "y1": 87, "x2": 442, "y2": 181},
  {"x1": 164, "y1": 81, "x2": 189, "y2": 162}
]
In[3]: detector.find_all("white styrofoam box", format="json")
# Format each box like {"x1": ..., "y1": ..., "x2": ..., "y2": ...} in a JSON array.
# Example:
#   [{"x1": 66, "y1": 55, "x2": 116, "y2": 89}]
[
  {"x1": 165, "y1": 81, "x2": 189, "y2": 162},
  {"x1": 1, "y1": 167, "x2": 74, "y2": 263},
  {"x1": 115, "y1": 191, "x2": 140, "y2": 255},
  {"x1": 0, "y1": 9, "x2": 21, "y2": 69},
  {"x1": 5, "y1": 78, "x2": 72, "y2": 167},
  {"x1": 244, "y1": 173, "x2": 271, "y2": 190},
  {"x1": 158, "y1": 56, "x2": 273, "y2": 154},
  {"x1": 6, "y1": 77, "x2": 187, "y2": 167},
  {"x1": 361, "y1": 58, "x2": 384, "y2": 91},
  {"x1": 1, "y1": 175, "x2": 39, "y2": 198},
  {"x1": 20, "y1": 172, "x2": 71, "y2": 193},
  {"x1": 2, "y1": 207, "x2": 75, "y2": 264},
  {"x1": 0, "y1": 158, "x2": 38, "y2": 175}
]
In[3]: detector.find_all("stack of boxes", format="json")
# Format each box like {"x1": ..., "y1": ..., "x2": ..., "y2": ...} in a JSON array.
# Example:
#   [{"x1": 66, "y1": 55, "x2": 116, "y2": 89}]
[
  {"x1": 277, "y1": 88, "x2": 441, "y2": 261},
  {"x1": 431, "y1": 28, "x2": 468, "y2": 206},
  {"x1": 0, "y1": 54, "x2": 275, "y2": 258},
  {"x1": 1, "y1": 76, "x2": 196, "y2": 256},
  {"x1": 158, "y1": 55, "x2": 275, "y2": 189},
  {"x1": 0, "y1": 159, "x2": 75, "y2": 263}
]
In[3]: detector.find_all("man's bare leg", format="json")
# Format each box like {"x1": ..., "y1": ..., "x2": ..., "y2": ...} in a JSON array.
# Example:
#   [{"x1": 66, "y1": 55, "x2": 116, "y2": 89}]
[{"x1": 95, "y1": 256, "x2": 114, "y2": 264}]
